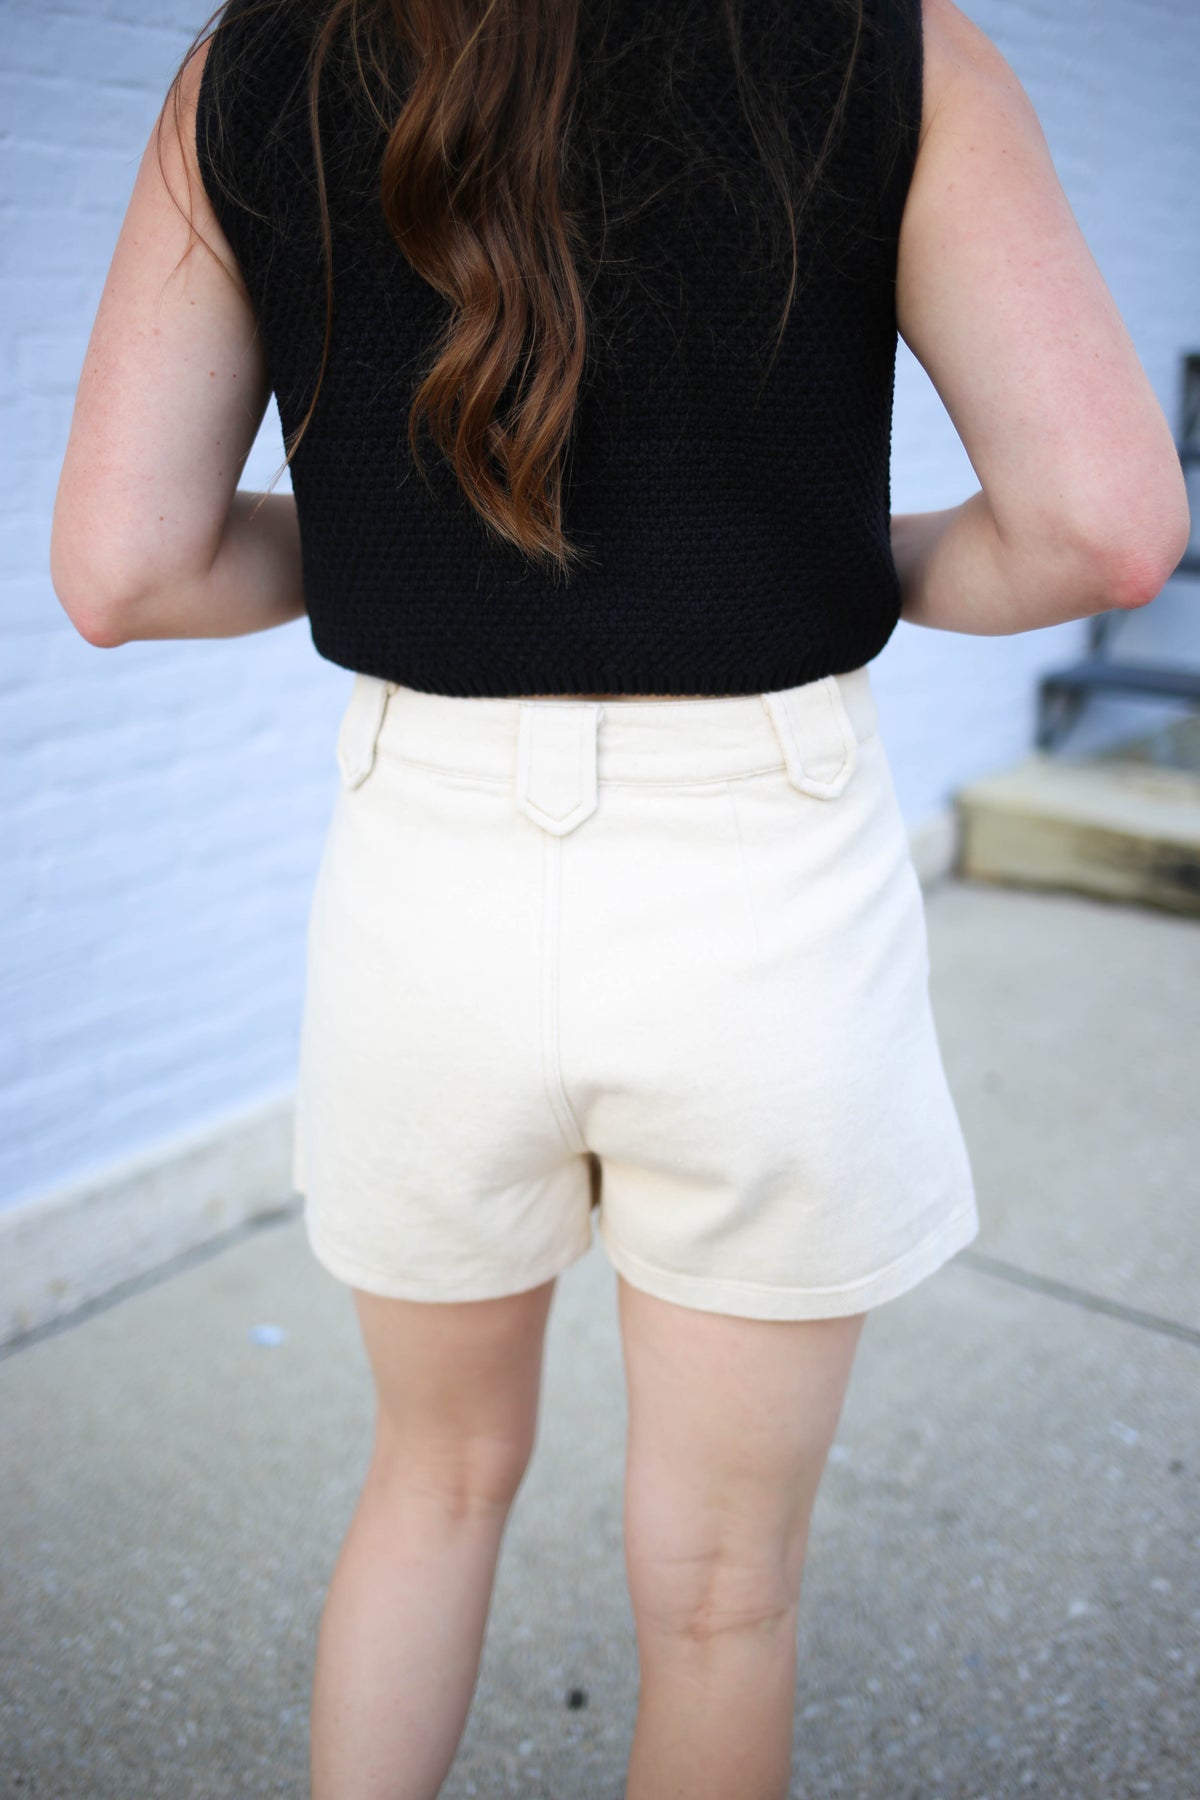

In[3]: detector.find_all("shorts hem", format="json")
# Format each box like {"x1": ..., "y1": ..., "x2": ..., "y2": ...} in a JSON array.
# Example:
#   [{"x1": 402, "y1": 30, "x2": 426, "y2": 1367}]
[
  {"x1": 302, "y1": 1205, "x2": 595, "y2": 1303},
  {"x1": 595, "y1": 1200, "x2": 981, "y2": 1321}
]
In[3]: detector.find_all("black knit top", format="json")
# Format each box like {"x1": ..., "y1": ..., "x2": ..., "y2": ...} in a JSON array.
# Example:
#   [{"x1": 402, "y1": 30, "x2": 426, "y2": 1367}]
[{"x1": 195, "y1": 0, "x2": 923, "y2": 697}]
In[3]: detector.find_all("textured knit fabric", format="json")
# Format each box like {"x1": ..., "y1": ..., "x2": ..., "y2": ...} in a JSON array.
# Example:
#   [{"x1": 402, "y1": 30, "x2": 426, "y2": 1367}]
[{"x1": 195, "y1": 0, "x2": 924, "y2": 698}]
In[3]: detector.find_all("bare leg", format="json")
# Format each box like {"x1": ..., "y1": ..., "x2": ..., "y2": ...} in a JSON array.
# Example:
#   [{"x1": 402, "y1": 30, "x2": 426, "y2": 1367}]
[
  {"x1": 615, "y1": 1277, "x2": 867, "y2": 1800},
  {"x1": 309, "y1": 1278, "x2": 556, "y2": 1800}
]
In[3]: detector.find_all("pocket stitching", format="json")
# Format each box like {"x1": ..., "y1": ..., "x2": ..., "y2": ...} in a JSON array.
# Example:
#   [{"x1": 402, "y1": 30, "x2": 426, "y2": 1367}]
[{"x1": 336, "y1": 675, "x2": 392, "y2": 789}]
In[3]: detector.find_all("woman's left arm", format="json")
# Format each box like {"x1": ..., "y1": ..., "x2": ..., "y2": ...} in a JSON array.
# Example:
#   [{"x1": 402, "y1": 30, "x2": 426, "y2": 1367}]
[{"x1": 50, "y1": 36, "x2": 305, "y2": 647}]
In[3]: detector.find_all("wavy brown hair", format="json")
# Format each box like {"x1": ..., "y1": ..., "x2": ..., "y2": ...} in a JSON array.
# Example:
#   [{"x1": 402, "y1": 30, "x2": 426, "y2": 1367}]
[{"x1": 161, "y1": 0, "x2": 894, "y2": 580}]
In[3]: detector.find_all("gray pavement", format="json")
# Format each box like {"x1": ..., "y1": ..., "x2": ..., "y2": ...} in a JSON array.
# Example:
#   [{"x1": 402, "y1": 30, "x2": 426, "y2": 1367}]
[{"x1": 1, "y1": 874, "x2": 1197, "y2": 1799}]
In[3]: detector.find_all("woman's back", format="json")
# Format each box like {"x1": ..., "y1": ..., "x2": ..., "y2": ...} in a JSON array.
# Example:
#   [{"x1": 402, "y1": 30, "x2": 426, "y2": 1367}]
[
  {"x1": 52, "y1": 0, "x2": 1189, "y2": 664},
  {"x1": 194, "y1": 0, "x2": 927, "y2": 699}
]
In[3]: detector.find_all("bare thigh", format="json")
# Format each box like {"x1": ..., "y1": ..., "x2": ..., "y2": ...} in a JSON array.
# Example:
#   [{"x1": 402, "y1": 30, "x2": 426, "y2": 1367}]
[
  {"x1": 351, "y1": 1278, "x2": 557, "y2": 1507},
  {"x1": 616, "y1": 1275, "x2": 867, "y2": 1638}
]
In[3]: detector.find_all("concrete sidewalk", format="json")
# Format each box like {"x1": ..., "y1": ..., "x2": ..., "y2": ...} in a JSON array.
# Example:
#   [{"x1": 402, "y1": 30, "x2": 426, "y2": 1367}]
[{"x1": 2, "y1": 875, "x2": 1197, "y2": 1799}]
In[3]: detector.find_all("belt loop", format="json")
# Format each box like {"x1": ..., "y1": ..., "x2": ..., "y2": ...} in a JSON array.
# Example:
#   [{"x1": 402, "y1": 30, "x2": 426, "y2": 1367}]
[
  {"x1": 515, "y1": 701, "x2": 603, "y2": 836},
  {"x1": 762, "y1": 673, "x2": 859, "y2": 800}
]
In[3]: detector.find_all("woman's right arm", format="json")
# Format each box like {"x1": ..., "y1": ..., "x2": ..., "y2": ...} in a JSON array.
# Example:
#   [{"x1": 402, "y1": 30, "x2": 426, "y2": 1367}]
[{"x1": 891, "y1": 0, "x2": 1191, "y2": 635}]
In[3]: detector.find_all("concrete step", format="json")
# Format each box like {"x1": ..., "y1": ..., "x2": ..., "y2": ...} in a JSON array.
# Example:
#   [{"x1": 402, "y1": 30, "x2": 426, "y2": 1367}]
[
  {"x1": 954, "y1": 738, "x2": 1200, "y2": 919},
  {"x1": 1089, "y1": 707, "x2": 1200, "y2": 772}
]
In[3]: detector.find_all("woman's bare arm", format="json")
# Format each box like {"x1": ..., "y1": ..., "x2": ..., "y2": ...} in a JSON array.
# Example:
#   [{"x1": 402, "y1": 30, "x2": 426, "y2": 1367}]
[
  {"x1": 50, "y1": 38, "x2": 306, "y2": 646},
  {"x1": 891, "y1": 0, "x2": 1190, "y2": 635},
  {"x1": 75, "y1": 490, "x2": 305, "y2": 648}
]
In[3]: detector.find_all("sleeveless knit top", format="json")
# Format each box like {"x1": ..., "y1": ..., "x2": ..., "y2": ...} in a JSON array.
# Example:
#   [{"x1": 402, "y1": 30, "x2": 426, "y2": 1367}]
[{"x1": 195, "y1": 0, "x2": 923, "y2": 698}]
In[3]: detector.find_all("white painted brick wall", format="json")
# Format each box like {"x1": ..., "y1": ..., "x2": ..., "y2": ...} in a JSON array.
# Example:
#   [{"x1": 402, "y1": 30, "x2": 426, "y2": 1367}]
[
  {"x1": 1, "y1": 2, "x2": 353, "y2": 1216},
  {"x1": 1, "y1": 0, "x2": 1197, "y2": 1218}
]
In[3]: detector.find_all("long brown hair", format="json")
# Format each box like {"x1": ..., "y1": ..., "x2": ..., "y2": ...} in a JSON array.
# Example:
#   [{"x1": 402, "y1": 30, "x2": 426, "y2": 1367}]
[{"x1": 161, "y1": 0, "x2": 891, "y2": 581}]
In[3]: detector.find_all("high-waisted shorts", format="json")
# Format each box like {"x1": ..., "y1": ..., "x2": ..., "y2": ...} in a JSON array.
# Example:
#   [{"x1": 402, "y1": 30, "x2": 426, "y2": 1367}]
[{"x1": 291, "y1": 664, "x2": 980, "y2": 1320}]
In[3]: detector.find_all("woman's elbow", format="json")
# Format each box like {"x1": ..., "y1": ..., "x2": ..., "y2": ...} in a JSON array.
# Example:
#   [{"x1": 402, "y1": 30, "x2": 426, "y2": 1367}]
[
  {"x1": 1065, "y1": 472, "x2": 1193, "y2": 612},
  {"x1": 73, "y1": 608, "x2": 131, "y2": 649},
  {"x1": 49, "y1": 516, "x2": 133, "y2": 646},
  {"x1": 1097, "y1": 517, "x2": 1192, "y2": 611},
  {"x1": 50, "y1": 563, "x2": 134, "y2": 648}
]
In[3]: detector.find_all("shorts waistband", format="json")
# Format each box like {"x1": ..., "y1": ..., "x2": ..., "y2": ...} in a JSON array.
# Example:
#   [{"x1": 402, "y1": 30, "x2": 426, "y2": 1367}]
[
  {"x1": 338, "y1": 666, "x2": 881, "y2": 836},
  {"x1": 377, "y1": 666, "x2": 878, "y2": 783}
]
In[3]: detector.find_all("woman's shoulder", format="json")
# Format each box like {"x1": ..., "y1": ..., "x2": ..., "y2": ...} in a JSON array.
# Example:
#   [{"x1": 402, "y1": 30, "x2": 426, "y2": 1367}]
[{"x1": 916, "y1": 0, "x2": 1028, "y2": 146}]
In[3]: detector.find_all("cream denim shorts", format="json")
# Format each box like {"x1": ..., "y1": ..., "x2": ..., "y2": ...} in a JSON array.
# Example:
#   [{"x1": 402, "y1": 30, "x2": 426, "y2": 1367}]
[{"x1": 292, "y1": 664, "x2": 980, "y2": 1320}]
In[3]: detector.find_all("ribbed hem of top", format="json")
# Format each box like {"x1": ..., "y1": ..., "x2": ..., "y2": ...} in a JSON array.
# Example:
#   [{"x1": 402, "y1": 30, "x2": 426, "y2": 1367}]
[{"x1": 309, "y1": 650, "x2": 892, "y2": 702}]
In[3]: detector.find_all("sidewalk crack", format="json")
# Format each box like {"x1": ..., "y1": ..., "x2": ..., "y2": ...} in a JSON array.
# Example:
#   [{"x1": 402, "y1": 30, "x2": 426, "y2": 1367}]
[{"x1": 958, "y1": 1249, "x2": 1200, "y2": 1348}]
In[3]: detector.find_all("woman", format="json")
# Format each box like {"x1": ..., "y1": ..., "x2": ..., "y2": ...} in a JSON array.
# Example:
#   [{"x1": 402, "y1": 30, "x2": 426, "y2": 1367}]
[{"x1": 50, "y1": 1, "x2": 1189, "y2": 1796}]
